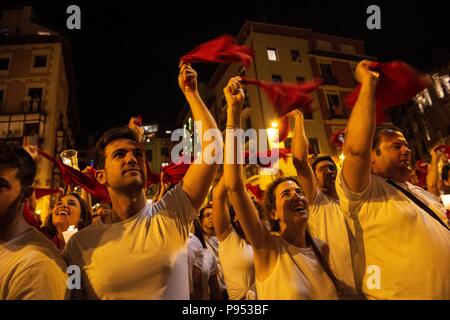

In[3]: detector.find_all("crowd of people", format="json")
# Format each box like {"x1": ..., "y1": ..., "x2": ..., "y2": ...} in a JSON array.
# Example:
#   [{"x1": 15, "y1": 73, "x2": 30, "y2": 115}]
[{"x1": 0, "y1": 60, "x2": 449, "y2": 300}]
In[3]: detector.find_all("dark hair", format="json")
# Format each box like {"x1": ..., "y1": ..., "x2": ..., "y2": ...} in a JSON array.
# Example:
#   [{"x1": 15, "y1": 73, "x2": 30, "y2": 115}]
[
  {"x1": 372, "y1": 124, "x2": 404, "y2": 155},
  {"x1": 95, "y1": 127, "x2": 140, "y2": 169},
  {"x1": 193, "y1": 218, "x2": 207, "y2": 249},
  {"x1": 311, "y1": 155, "x2": 337, "y2": 174},
  {"x1": 44, "y1": 192, "x2": 92, "y2": 237},
  {"x1": 0, "y1": 142, "x2": 36, "y2": 190},
  {"x1": 199, "y1": 203, "x2": 213, "y2": 221},
  {"x1": 442, "y1": 164, "x2": 450, "y2": 181},
  {"x1": 262, "y1": 176, "x2": 301, "y2": 232}
]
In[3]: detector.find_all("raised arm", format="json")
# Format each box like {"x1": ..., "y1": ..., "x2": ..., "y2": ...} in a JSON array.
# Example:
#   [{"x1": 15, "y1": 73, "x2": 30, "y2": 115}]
[
  {"x1": 212, "y1": 175, "x2": 232, "y2": 241},
  {"x1": 178, "y1": 62, "x2": 222, "y2": 211},
  {"x1": 223, "y1": 77, "x2": 274, "y2": 250},
  {"x1": 290, "y1": 110, "x2": 317, "y2": 203},
  {"x1": 342, "y1": 60, "x2": 379, "y2": 193},
  {"x1": 427, "y1": 147, "x2": 443, "y2": 197}
]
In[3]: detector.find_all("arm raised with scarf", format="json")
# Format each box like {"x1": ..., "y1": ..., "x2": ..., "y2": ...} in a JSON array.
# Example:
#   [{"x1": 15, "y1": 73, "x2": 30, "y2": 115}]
[
  {"x1": 342, "y1": 60, "x2": 379, "y2": 193},
  {"x1": 290, "y1": 110, "x2": 317, "y2": 203},
  {"x1": 178, "y1": 62, "x2": 222, "y2": 211},
  {"x1": 223, "y1": 77, "x2": 277, "y2": 281}
]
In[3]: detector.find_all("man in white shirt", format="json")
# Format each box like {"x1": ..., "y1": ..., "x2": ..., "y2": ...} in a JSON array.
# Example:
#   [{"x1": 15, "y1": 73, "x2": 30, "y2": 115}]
[
  {"x1": 338, "y1": 60, "x2": 450, "y2": 299},
  {"x1": 289, "y1": 110, "x2": 355, "y2": 291},
  {"x1": 0, "y1": 142, "x2": 68, "y2": 300},
  {"x1": 64, "y1": 63, "x2": 222, "y2": 299}
]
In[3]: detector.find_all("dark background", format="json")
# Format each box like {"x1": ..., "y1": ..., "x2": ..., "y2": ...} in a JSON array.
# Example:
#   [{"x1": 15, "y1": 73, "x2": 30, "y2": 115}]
[{"x1": 25, "y1": 0, "x2": 450, "y2": 142}]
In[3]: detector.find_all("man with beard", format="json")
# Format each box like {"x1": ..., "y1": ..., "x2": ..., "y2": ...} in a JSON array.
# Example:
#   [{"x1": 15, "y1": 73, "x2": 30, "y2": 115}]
[
  {"x1": 289, "y1": 110, "x2": 356, "y2": 293},
  {"x1": 64, "y1": 62, "x2": 222, "y2": 299},
  {"x1": 0, "y1": 142, "x2": 68, "y2": 299},
  {"x1": 337, "y1": 60, "x2": 450, "y2": 299}
]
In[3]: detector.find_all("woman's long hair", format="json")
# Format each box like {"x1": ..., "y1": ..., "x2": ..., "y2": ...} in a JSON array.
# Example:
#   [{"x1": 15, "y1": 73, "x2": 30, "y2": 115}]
[
  {"x1": 43, "y1": 192, "x2": 92, "y2": 237},
  {"x1": 262, "y1": 176, "x2": 365, "y2": 300}
]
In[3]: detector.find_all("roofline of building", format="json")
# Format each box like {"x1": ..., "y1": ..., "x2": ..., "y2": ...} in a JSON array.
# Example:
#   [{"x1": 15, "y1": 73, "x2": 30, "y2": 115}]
[
  {"x1": 236, "y1": 21, "x2": 365, "y2": 45},
  {"x1": 0, "y1": 2, "x2": 62, "y2": 34},
  {"x1": 208, "y1": 21, "x2": 369, "y2": 89}
]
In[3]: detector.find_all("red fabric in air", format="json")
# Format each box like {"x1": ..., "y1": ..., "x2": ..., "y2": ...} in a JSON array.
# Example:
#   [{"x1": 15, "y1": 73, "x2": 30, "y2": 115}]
[
  {"x1": 181, "y1": 35, "x2": 254, "y2": 68},
  {"x1": 344, "y1": 61, "x2": 432, "y2": 123}
]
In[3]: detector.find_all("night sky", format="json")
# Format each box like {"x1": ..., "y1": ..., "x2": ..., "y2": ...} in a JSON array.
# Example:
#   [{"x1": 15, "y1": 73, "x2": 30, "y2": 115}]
[{"x1": 26, "y1": 0, "x2": 449, "y2": 143}]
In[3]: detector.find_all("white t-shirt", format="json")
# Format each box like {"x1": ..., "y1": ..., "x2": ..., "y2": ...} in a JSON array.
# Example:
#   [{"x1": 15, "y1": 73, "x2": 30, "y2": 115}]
[
  {"x1": 0, "y1": 228, "x2": 68, "y2": 300},
  {"x1": 64, "y1": 184, "x2": 196, "y2": 299},
  {"x1": 308, "y1": 190, "x2": 356, "y2": 290},
  {"x1": 255, "y1": 235, "x2": 338, "y2": 300},
  {"x1": 218, "y1": 228, "x2": 256, "y2": 300},
  {"x1": 203, "y1": 234, "x2": 226, "y2": 292},
  {"x1": 336, "y1": 170, "x2": 450, "y2": 299},
  {"x1": 187, "y1": 233, "x2": 218, "y2": 300}
]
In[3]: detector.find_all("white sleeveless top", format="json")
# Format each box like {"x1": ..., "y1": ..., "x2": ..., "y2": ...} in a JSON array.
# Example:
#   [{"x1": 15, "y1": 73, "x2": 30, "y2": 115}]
[{"x1": 255, "y1": 235, "x2": 338, "y2": 300}]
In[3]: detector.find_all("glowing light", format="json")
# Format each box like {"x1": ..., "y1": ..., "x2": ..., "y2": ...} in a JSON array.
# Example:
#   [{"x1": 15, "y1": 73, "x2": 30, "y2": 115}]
[
  {"x1": 339, "y1": 153, "x2": 345, "y2": 162},
  {"x1": 271, "y1": 121, "x2": 279, "y2": 128}
]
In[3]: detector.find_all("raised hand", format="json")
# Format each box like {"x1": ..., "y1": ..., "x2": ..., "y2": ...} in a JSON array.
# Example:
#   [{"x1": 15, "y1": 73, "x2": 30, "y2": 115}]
[{"x1": 178, "y1": 62, "x2": 198, "y2": 94}]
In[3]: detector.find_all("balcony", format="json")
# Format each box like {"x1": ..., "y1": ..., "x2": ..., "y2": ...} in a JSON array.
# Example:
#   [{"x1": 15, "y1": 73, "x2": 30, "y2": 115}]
[{"x1": 0, "y1": 111, "x2": 46, "y2": 143}]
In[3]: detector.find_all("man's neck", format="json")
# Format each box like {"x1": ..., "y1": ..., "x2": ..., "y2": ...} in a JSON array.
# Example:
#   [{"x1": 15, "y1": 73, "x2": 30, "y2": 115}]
[
  {"x1": 320, "y1": 186, "x2": 338, "y2": 201},
  {"x1": 109, "y1": 189, "x2": 147, "y2": 222},
  {"x1": 0, "y1": 215, "x2": 31, "y2": 243}
]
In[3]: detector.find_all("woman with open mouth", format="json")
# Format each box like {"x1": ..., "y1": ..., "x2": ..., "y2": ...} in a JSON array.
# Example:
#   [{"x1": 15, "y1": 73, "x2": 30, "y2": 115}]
[
  {"x1": 43, "y1": 192, "x2": 91, "y2": 251},
  {"x1": 223, "y1": 76, "x2": 349, "y2": 300}
]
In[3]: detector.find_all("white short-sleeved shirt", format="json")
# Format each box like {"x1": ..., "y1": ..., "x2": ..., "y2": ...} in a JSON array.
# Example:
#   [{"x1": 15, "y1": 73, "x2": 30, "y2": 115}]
[
  {"x1": 187, "y1": 233, "x2": 218, "y2": 300},
  {"x1": 336, "y1": 170, "x2": 450, "y2": 299},
  {"x1": 308, "y1": 190, "x2": 356, "y2": 290},
  {"x1": 0, "y1": 228, "x2": 68, "y2": 300},
  {"x1": 255, "y1": 235, "x2": 338, "y2": 300},
  {"x1": 64, "y1": 183, "x2": 196, "y2": 299},
  {"x1": 218, "y1": 228, "x2": 256, "y2": 300}
]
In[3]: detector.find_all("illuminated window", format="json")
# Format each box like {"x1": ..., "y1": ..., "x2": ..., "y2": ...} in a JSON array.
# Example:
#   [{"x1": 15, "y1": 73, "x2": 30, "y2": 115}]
[{"x1": 267, "y1": 48, "x2": 278, "y2": 61}]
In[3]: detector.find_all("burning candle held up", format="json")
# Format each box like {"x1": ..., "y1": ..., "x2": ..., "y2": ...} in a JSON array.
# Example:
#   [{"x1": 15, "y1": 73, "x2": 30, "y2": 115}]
[{"x1": 62, "y1": 225, "x2": 78, "y2": 243}]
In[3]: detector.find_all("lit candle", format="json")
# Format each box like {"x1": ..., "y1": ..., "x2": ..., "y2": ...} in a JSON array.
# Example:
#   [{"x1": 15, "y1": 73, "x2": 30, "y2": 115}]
[{"x1": 62, "y1": 225, "x2": 78, "y2": 243}]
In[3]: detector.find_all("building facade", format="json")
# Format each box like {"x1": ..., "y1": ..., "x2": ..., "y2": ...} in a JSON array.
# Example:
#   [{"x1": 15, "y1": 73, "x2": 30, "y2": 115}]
[
  {"x1": 0, "y1": 4, "x2": 79, "y2": 217},
  {"x1": 206, "y1": 21, "x2": 375, "y2": 187}
]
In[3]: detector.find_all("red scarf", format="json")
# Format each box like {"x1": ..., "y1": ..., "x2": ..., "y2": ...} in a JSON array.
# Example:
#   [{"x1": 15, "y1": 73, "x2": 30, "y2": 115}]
[
  {"x1": 241, "y1": 78, "x2": 321, "y2": 142},
  {"x1": 245, "y1": 183, "x2": 264, "y2": 201},
  {"x1": 181, "y1": 35, "x2": 254, "y2": 68},
  {"x1": 37, "y1": 149, "x2": 111, "y2": 203},
  {"x1": 344, "y1": 61, "x2": 431, "y2": 123}
]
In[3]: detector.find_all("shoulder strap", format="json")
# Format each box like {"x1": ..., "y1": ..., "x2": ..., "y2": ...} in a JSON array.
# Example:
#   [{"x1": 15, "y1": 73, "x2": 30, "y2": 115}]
[{"x1": 386, "y1": 180, "x2": 450, "y2": 232}]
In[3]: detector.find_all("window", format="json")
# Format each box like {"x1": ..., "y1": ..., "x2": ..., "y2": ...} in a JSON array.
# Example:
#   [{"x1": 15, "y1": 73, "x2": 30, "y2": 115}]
[
  {"x1": 320, "y1": 63, "x2": 337, "y2": 85},
  {"x1": 0, "y1": 90, "x2": 4, "y2": 112},
  {"x1": 161, "y1": 147, "x2": 169, "y2": 157},
  {"x1": 308, "y1": 138, "x2": 320, "y2": 155},
  {"x1": 146, "y1": 150, "x2": 153, "y2": 162},
  {"x1": 0, "y1": 58, "x2": 9, "y2": 70},
  {"x1": 290, "y1": 50, "x2": 301, "y2": 63},
  {"x1": 326, "y1": 93, "x2": 346, "y2": 119},
  {"x1": 272, "y1": 74, "x2": 282, "y2": 83},
  {"x1": 267, "y1": 48, "x2": 278, "y2": 61},
  {"x1": 27, "y1": 88, "x2": 43, "y2": 112},
  {"x1": 33, "y1": 55, "x2": 48, "y2": 68},
  {"x1": 24, "y1": 123, "x2": 39, "y2": 136}
]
